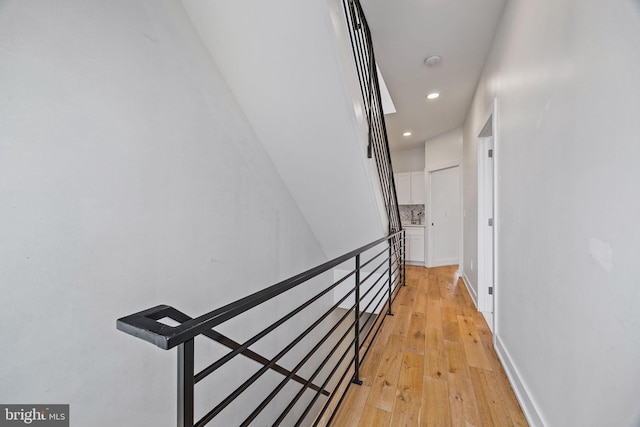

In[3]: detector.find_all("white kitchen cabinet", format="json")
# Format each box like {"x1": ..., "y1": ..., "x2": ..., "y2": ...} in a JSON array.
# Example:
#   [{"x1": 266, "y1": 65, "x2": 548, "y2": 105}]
[
  {"x1": 404, "y1": 227, "x2": 425, "y2": 263},
  {"x1": 394, "y1": 172, "x2": 411, "y2": 204},
  {"x1": 394, "y1": 171, "x2": 425, "y2": 205},
  {"x1": 410, "y1": 171, "x2": 425, "y2": 204}
]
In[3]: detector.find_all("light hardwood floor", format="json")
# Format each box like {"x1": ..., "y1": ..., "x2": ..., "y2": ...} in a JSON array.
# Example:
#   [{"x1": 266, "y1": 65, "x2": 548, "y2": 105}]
[{"x1": 331, "y1": 265, "x2": 528, "y2": 427}]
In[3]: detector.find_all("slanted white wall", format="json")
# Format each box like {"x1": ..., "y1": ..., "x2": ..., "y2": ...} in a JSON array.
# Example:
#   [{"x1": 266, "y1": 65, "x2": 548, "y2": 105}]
[
  {"x1": 463, "y1": 2, "x2": 640, "y2": 426},
  {"x1": 182, "y1": 0, "x2": 386, "y2": 258},
  {"x1": 0, "y1": 1, "x2": 328, "y2": 425}
]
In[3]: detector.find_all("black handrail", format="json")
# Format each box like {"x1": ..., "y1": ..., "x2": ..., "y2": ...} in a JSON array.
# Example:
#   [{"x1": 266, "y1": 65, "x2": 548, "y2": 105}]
[
  {"x1": 118, "y1": 231, "x2": 405, "y2": 426},
  {"x1": 343, "y1": 0, "x2": 402, "y2": 236},
  {"x1": 117, "y1": 232, "x2": 401, "y2": 350}
]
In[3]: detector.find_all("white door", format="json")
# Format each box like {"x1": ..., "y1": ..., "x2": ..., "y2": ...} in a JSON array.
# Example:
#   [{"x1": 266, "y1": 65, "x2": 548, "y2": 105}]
[
  {"x1": 478, "y1": 137, "x2": 495, "y2": 313},
  {"x1": 477, "y1": 100, "x2": 497, "y2": 330},
  {"x1": 428, "y1": 166, "x2": 461, "y2": 267}
]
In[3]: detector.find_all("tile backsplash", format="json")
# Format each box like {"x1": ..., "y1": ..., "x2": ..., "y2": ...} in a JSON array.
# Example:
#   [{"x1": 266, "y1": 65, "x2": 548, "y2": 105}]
[{"x1": 399, "y1": 204, "x2": 425, "y2": 224}]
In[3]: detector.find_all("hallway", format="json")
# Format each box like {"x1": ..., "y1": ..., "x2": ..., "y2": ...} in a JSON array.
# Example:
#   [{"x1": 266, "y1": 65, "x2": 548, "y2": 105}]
[{"x1": 332, "y1": 265, "x2": 528, "y2": 426}]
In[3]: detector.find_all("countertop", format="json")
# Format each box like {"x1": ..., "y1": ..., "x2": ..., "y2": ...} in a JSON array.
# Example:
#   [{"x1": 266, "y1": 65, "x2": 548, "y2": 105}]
[{"x1": 402, "y1": 223, "x2": 425, "y2": 227}]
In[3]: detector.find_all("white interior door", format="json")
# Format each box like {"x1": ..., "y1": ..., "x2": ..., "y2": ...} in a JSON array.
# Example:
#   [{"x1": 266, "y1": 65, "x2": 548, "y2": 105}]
[
  {"x1": 477, "y1": 100, "x2": 497, "y2": 331},
  {"x1": 478, "y1": 136, "x2": 495, "y2": 315},
  {"x1": 484, "y1": 138, "x2": 494, "y2": 312},
  {"x1": 428, "y1": 166, "x2": 461, "y2": 267}
]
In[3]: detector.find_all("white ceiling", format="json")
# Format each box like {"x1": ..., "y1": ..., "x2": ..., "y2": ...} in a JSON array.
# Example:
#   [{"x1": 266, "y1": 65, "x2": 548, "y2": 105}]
[{"x1": 359, "y1": 0, "x2": 507, "y2": 151}]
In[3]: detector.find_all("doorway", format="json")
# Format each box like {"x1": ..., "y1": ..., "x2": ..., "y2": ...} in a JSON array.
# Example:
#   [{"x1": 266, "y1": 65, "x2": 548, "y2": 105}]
[
  {"x1": 477, "y1": 100, "x2": 497, "y2": 331},
  {"x1": 427, "y1": 165, "x2": 461, "y2": 267}
]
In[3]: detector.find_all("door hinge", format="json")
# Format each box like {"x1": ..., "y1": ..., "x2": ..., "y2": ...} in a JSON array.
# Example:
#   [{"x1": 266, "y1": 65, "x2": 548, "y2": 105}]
[
  {"x1": 488, "y1": 286, "x2": 493, "y2": 295},
  {"x1": 488, "y1": 149, "x2": 493, "y2": 158},
  {"x1": 488, "y1": 218, "x2": 493, "y2": 226}
]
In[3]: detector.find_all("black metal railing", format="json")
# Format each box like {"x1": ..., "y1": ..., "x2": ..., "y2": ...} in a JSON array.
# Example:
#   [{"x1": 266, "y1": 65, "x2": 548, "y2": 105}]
[
  {"x1": 343, "y1": 0, "x2": 402, "y2": 236},
  {"x1": 117, "y1": 2, "x2": 405, "y2": 425},
  {"x1": 118, "y1": 231, "x2": 405, "y2": 426}
]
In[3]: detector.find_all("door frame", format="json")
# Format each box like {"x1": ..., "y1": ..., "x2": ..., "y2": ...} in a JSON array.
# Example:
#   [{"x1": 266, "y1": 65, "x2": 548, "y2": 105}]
[
  {"x1": 476, "y1": 99, "x2": 498, "y2": 333},
  {"x1": 426, "y1": 161, "x2": 462, "y2": 268}
]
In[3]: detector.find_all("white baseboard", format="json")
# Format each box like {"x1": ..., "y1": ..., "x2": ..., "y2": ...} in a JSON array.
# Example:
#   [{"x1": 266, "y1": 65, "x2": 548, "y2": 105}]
[
  {"x1": 494, "y1": 334, "x2": 546, "y2": 427},
  {"x1": 461, "y1": 272, "x2": 478, "y2": 308},
  {"x1": 460, "y1": 272, "x2": 492, "y2": 331},
  {"x1": 430, "y1": 257, "x2": 459, "y2": 267},
  {"x1": 481, "y1": 311, "x2": 494, "y2": 333}
]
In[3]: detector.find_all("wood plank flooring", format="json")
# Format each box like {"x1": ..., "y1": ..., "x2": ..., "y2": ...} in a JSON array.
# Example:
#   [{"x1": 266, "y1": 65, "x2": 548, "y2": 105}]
[{"x1": 331, "y1": 265, "x2": 528, "y2": 427}]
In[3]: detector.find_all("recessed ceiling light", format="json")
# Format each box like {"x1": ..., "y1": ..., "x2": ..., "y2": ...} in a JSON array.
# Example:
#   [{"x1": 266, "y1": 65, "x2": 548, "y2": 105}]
[
  {"x1": 403, "y1": 131, "x2": 412, "y2": 137},
  {"x1": 427, "y1": 92, "x2": 440, "y2": 100}
]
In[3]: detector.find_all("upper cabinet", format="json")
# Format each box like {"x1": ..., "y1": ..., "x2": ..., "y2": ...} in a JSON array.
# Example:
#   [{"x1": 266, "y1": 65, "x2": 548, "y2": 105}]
[
  {"x1": 395, "y1": 173, "x2": 412, "y2": 204},
  {"x1": 410, "y1": 171, "x2": 425, "y2": 204},
  {"x1": 394, "y1": 171, "x2": 425, "y2": 205}
]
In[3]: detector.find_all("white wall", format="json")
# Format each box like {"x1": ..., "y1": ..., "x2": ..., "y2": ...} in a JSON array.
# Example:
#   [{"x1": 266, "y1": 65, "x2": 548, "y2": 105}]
[
  {"x1": 0, "y1": 1, "x2": 328, "y2": 425},
  {"x1": 425, "y1": 127, "x2": 463, "y2": 169},
  {"x1": 182, "y1": 0, "x2": 386, "y2": 258},
  {"x1": 390, "y1": 146, "x2": 425, "y2": 172},
  {"x1": 462, "y1": 1, "x2": 640, "y2": 426}
]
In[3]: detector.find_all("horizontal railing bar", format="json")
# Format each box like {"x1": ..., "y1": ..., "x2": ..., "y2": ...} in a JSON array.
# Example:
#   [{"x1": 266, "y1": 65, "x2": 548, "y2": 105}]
[
  {"x1": 195, "y1": 278, "x2": 365, "y2": 426},
  {"x1": 391, "y1": 255, "x2": 402, "y2": 276},
  {"x1": 282, "y1": 261, "x2": 401, "y2": 424},
  {"x1": 358, "y1": 245, "x2": 388, "y2": 270},
  {"x1": 358, "y1": 271, "x2": 389, "y2": 316},
  {"x1": 292, "y1": 333, "x2": 358, "y2": 427},
  {"x1": 273, "y1": 325, "x2": 357, "y2": 427},
  {"x1": 391, "y1": 267, "x2": 402, "y2": 302},
  {"x1": 203, "y1": 331, "x2": 330, "y2": 397},
  {"x1": 359, "y1": 277, "x2": 390, "y2": 326},
  {"x1": 359, "y1": 296, "x2": 388, "y2": 347},
  {"x1": 360, "y1": 301, "x2": 402, "y2": 366},
  {"x1": 359, "y1": 269, "x2": 388, "y2": 304},
  {"x1": 194, "y1": 267, "x2": 359, "y2": 383},
  {"x1": 310, "y1": 350, "x2": 357, "y2": 427},
  {"x1": 360, "y1": 302, "x2": 386, "y2": 348},
  {"x1": 180, "y1": 320, "x2": 329, "y2": 396},
  {"x1": 313, "y1": 276, "x2": 397, "y2": 420},
  {"x1": 359, "y1": 256, "x2": 389, "y2": 292},
  {"x1": 117, "y1": 231, "x2": 402, "y2": 350},
  {"x1": 391, "y1": 273, "x2": 402, "y2": 297},
  {"x1": 359, "y1": 290, "x2": 387, "y2": 334},
  {"x1": 241, "y1": 305, "x2": 359, "y2": 427},
  {"x1": 358, "y1": 305, "x2": 388, "y2": 365},
  {"x1": 363, "y1": 279, "x2": 401, "y2": 350},
  {"x1": 391, "y1": 261, "x2": 401, "y2": 280},
  {"x1": 132, "y1": 307, "x2": 329, "y2": 395}
]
